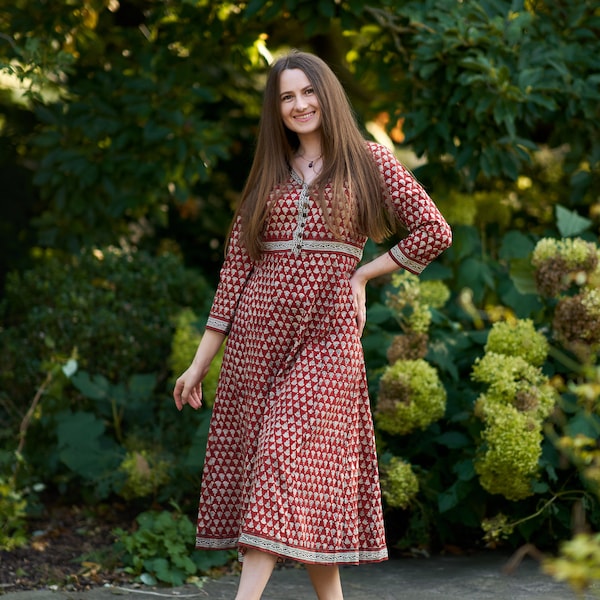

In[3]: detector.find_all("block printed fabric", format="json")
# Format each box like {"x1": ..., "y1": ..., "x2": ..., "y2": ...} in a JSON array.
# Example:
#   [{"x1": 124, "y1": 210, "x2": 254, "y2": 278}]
[{"x1": 195, "y1": 142, "x2": 452, "y2": 564}]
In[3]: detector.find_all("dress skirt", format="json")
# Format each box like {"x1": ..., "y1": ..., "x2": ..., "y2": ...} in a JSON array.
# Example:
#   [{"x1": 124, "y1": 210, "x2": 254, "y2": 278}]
[{"x1": 195, "y1": 249, "x2": 388, "y2": 564}]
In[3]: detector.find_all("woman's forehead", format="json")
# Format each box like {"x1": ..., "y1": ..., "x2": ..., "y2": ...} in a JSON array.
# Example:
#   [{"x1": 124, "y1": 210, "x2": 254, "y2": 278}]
[{"x1": 279, "y1": 68, "x2": 311, "y2": 92}]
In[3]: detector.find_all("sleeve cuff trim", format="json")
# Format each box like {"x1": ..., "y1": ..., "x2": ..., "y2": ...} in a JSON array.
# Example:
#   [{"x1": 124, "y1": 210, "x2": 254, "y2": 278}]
[{"x1": 388, "y1": 247, "x2": 426, "y2": 274}]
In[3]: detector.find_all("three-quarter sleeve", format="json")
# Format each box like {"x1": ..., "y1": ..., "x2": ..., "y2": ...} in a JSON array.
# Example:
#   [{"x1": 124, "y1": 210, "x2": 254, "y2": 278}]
[
  {"x1": 206, "y1": 215, "x2": 254, "y2": 335},
  {"x1": 369, "y1": 142, "x2": 452, "y2": 274}
]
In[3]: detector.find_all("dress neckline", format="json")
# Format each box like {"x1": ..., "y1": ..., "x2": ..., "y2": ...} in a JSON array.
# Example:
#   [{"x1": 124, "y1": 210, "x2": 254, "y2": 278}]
[{"x1": 290, "y1": 168, "x2": 307, "y2": 187}]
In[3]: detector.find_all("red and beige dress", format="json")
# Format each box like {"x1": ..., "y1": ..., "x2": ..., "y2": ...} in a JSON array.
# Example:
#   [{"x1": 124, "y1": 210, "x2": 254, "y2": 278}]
[{"x1": 195, "y1": 142, "x2": 452, "y2": 564}]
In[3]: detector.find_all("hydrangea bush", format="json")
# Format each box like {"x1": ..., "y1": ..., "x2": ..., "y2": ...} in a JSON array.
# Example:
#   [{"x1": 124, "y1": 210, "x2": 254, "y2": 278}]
[{"x1": 368, "y1": 230, "x2": 600, "y2": 560}]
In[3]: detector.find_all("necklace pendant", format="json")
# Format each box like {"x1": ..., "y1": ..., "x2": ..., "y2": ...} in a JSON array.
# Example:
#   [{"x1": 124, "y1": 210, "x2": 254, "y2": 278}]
[{"x1": 308, "y1": 161, "x2": 313, "y2": 168}]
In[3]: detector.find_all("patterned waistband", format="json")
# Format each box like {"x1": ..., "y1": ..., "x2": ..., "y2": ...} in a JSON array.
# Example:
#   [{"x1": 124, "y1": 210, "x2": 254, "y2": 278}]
[{"x1": 262, "y1": 240, "x2": 363, "y2": 260}]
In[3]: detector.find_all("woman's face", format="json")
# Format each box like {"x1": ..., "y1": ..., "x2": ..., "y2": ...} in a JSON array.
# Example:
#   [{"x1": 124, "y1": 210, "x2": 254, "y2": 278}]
[{"x1": 279, "y1": 68, "x2": 322, "y2": 135}]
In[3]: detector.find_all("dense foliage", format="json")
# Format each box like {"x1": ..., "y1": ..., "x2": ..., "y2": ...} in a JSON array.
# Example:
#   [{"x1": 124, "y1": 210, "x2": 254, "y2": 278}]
[{"x1": 1, "y1": 0, "x2": 599, "y2": 591}]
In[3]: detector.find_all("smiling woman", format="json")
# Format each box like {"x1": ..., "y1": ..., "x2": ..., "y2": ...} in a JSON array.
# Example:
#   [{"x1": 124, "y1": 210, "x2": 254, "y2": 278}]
[{"x1": 173, "y1": 49, "x2": 451, "y2": 600}]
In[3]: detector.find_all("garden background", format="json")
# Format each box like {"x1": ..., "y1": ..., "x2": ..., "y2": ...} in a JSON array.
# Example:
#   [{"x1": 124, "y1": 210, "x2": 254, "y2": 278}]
[{"x1": 1, "y1": 0, "x2": 599, "y2": 594}]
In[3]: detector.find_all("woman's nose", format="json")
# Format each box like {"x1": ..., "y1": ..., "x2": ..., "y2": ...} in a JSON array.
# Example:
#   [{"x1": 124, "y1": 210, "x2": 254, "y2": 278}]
[{"x1": 294, "y1": 95, "x2": 308, "y2": 110}]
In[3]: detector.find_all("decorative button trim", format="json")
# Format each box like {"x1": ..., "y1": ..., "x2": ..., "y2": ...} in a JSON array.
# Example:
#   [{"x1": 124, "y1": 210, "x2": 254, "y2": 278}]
[{"x1": 291, "y1": 182, "x2": 311, "y2": 255}]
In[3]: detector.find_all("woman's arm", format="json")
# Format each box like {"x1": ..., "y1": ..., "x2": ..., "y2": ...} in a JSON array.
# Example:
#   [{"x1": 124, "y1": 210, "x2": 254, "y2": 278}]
[{"x1": 351, "y1": 143, "x2": 452, "y2": 335}]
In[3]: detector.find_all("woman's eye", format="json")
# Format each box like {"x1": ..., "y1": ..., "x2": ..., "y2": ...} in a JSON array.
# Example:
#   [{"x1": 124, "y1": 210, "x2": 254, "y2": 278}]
[{"x1": 305, "y1": 88, "x2": 314, "y2": 95}]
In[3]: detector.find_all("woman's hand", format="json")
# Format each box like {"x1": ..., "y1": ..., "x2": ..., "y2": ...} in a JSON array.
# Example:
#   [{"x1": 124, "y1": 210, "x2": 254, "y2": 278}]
[
  {"x1": 349, "y1": 253, "x2": 402, "y2": 336},
  {"x1": 349, "y1": 268, "x2": 368, "y2": 336},
  {"x1": 173, "y1": 363, "x2": 208, "y2": 411},
  {"x1": 173, "y1": 329, "x2": 226, "y2": 411}
]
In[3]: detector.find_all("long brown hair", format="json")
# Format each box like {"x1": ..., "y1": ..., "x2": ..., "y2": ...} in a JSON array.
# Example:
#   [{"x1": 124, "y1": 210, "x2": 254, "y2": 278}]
[{"x1": 236, "y1": 50, "x2": 395, "y2": 260}]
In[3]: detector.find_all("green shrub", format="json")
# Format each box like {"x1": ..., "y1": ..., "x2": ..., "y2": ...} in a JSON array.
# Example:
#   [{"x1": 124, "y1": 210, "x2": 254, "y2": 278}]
[
  {"x1": 365, "y1": 217, "x2": 600, "y2": 553},
  {"x1": 0, "y1": 246, "x2": 212, "y2": 395},
  {"x1": 0, "y1": 246, "x2": 214, "y2": 501},
  {"x1": 114, "y1": 506, "x2": 232, "y2": 586}
]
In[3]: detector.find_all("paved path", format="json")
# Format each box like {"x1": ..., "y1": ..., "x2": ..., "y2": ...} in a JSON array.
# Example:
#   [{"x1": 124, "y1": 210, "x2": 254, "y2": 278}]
[{"x1": 1, "y1": 554, "x2": 598, "y2": 600}]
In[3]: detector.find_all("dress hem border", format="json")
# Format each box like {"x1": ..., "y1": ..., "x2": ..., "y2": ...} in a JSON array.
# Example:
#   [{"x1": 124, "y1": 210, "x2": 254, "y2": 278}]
[{"x1": 196, "y1": 534, "x2": 388, "y2": 565}]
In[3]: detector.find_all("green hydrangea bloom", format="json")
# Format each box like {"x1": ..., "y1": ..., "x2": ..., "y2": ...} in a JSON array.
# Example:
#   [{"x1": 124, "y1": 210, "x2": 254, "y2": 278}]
[
  {"x1": 380, "y1": 457, "x2": 419, "y2": 509},
  {"x1": 419, "y1": 280, "x2": 451, "y2": 309},
  {"x1": 376, "y1": 359, "x2": 446, "y2": 435},
  {"x1": 387, "y1": 272, "x2": 420, "y2": 311},
  {"x1": 581, "y1": 287, "x2": 600, "y2": 318},
  {"x1": 475, "y1": 403, "x2": 542, "y2": 501},
  {"x1": 543, "y1": 532, "x2": 600, "y2": 594},
  {"x1": 472, "y1": 353, "x2": 556, "y2": 419},
  {"x1": 532, "y1": 238, "x2": 597, "y2": 269},
  {"x1": 0, "y1": 478, "x2": 27, "y2": 550},
  {"x1": 168, "y1": 308, "x2": 202, "y2": 378},
  {"x1": 485, "y1": 319, "x2": 549, "y2": 367},
  {"x1": 407, "y1": 303, "x2": 432, "y2": 333},
  {"x1": 481, "y1": 513, "x2": 514, "y2": 545},
  {"x1": 386, "y1": 272, "x2": 448, "y2": 335}
]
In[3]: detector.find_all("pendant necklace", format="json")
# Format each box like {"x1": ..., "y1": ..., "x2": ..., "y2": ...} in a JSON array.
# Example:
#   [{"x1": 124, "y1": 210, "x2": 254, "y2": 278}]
[{"x1": 297, "y1": 152, "x2": 322, "y2": 169}]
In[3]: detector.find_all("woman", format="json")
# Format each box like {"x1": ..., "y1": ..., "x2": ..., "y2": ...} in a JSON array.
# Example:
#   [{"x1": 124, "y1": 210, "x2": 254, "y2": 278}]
[{"x1": 174, "y1": 50, "x2": 452, "y2": 600}]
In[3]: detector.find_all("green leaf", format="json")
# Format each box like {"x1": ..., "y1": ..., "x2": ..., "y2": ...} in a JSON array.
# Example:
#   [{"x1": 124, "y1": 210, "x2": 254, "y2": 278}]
[
  {"x1": 499, "y1": 230, "x2": 534, "y2": 261},
  {"x1": 427, "y1": 338, "x2": 459, "y2": 381},
  {"x1": 71, "y1": 371, "x2": 111, "y2": 400},
  {"x1": 185, "y1": 416, "x2": 211, "y2": 469},
  {"x1": 565, "y1": 413, "x2": 600, "y2": 439},
  {"x1": 367, "y1": 302, "x2": 392, "y2": 325},
  {"x1": 531, "y1": 480, "x2": 549, "y2": 494},
  {"x1": 55, "y1": 411, "x2": 120, "y2": 483},
  {"x1": 438, "y1": 479, "x2": 472, "y2": 514},
  {"x1": 436, "y1": 431, "x2": 471, "y2": 449},
  {"x1": 555, "y1": 204, "x2": 592, "y2": 237},
  {"x1": 438, "y1": 487, "x2": 458, "y2": 513},
  {"x1": 420, "y1": 261, "x2": 453, "y2": 281},
  {"x1": 455, "y1": 257, "x2": 495, "y2": 303},
  {"x1": 499, "y1": 283, "x2": 542, "y2": 318},
  {"x1": 192, "y1": 550, "x2": 233, "y2": 572},
  {"x1": 140, "y1": 573, "x2": 157, "y2": 586},
  {"x1": 453, "y1": 459, "x2": 476, "y2": 481},
  {"x1": 509, "y1": 258, "x2": 537, "y2": 295},
  {"x1": 451, "y1": 225, "x2": 481, "y2": 261},
  {"x1": 127, "y1": 373, "x2": 157, "y2": 403},
  {"x1": 318, "y1": 0, "x2": 335, "y2": 18}
]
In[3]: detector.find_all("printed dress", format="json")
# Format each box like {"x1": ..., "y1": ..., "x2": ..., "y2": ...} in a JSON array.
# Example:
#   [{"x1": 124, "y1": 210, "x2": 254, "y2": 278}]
[{"x1": 195, "y1": 142, "x2": 452, "y2": 564}]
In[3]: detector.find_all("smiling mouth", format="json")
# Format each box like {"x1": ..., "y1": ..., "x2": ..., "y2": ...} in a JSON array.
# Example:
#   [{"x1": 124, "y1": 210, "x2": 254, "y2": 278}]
[{"x1": 294, "y1": 111, "x2": 315, "y2": 121}]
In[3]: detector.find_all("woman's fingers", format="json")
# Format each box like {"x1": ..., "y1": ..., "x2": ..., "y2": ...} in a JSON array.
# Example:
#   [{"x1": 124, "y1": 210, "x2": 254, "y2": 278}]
[
  {"x1": 351, "y1": 288, "x2": 367, "y2": 336},
  {"x1": 188, "y1": 385, "x2": 203, "y2": 410},
  {"x1": 174, "y1": 380, "x2": 203, "y2": 411},
  {"x1": 174, "y1": 380, "x2": 185, "y2": 411},
  {"x1": 357, "y1": 307, "x2": 366, "y2": 336}
]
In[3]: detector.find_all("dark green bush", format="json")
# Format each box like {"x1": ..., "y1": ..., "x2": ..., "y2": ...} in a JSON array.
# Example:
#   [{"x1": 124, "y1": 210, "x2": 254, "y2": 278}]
[
  {"x1": 0, "y1": 246, "x2": 211, "y2": 398},
  {"x1": 0, "y1": 246, "x2": 213, "y2": 501}
]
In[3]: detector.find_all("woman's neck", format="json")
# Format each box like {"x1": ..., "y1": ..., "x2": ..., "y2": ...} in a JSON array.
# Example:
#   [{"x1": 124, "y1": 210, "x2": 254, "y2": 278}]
[{"x1": 296, "y1": 132, "x2": 322, "y2": 160}]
